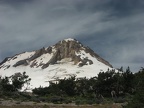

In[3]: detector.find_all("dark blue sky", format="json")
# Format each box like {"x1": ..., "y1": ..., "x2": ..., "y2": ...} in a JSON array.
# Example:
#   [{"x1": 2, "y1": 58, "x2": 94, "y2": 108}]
[{"x1": 0, "y1": 0, "x2": 144, "y2": 72}]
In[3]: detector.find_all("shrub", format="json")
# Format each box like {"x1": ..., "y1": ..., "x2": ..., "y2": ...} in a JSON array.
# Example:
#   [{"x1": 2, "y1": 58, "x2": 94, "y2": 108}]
[
  {"x1": 86, "y1": 99, "x2": 95, "y2": 105},
  {"x1": 15, "y1": 101, "x2": 21, "y2": 104},
  {"x1": 31, "y1": 97, "x2": 41, "y2": 103},
  {"x1": 64, "y1": 99, "x2": 72, "y2": 104},
  {"x1": 50, "y1": 96, "x2": 64, "y2": 104},
  {"x1": 75, "y1": 99, "x2": 86, "y2": 105},
  {"x1": 113, "y1": 97, "x2": 126, "y2": 103}
]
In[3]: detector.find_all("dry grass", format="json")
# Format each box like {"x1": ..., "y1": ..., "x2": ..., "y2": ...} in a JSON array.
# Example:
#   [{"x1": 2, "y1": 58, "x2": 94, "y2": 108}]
[
  {"x1": 0, "y1": 99, "x2": 124, "y2": 108},
  {"x1": 0, "y1": 103, "x2": 122, "y2": 108}
]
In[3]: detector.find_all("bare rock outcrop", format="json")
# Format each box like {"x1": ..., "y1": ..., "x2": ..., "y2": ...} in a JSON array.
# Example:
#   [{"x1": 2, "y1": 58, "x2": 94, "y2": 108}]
[
  {"x1": 42, "y1": 39, "x2": 94, "y2": 69},
  {"x1": 85, "y1": 47, "x2": 113, "y2": 68},
  {"x1": 13, "y1": 47, "x2": 48, "y2": 67},
  {"x1": 0, "y1": 57, "x2": 10, "y2": 66},
  {"x1": 13, "y1": 59, "x2": 29, "y2": 67},
  {"x1": 29, "y1": 47, "x2": 47, "y2": 61}
]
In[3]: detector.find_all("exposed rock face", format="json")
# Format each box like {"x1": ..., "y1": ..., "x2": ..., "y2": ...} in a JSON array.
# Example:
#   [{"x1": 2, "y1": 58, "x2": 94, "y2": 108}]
[
  {"x1": 13, "y1": 59, "x2": 29, "y2": 67},
  {"x1": 11, "y1": 38, "x2": 112, "y2": 69},
  {"x1": 0, "y1": 57, "x2": 10, "y2": 66},
  {"x1": 41, "y1": 39, "x2": 83, "y2": 69},
  {"x1": 29, "y1": 47, "x2": 47, "y2": 61},
  {"x1": 41, "y1": 39, "x2": 92, "y2": 69},
  {"x1": 53, "y1": 40, "x2": 82, "y2": 62},
  {"x1": 84, "y1": 47, "x2": 113, "y2": 68},
  {"x1": 13, "y1": 47, "x2": 47, "y2": 67}
]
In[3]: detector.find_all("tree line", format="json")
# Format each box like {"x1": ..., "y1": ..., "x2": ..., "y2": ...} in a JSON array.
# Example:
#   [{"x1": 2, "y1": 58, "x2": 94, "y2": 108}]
[
  {"x1": 32, "y1": 67, "x2": 144, "y2": 107},
  {"x1": 33, "y1": 67, "x2": 135, "y2": 98}
]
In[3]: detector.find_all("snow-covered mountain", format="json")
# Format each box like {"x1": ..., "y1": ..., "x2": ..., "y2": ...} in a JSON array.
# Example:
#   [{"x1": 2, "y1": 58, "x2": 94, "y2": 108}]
[{"x1": 0, "y1": 38, "x2": 114, "y2": 90}]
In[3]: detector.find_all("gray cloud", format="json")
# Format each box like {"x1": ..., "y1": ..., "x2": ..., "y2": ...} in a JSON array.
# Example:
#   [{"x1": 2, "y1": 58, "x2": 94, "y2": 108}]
[{"x1": 0, "y1": 0, "x2": 144, "y2": 72}]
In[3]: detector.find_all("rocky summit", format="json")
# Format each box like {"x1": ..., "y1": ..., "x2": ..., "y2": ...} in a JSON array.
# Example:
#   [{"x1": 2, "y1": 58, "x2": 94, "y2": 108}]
[{"x1": 0, "y1": 38, "x2": 114, "y2": 90}]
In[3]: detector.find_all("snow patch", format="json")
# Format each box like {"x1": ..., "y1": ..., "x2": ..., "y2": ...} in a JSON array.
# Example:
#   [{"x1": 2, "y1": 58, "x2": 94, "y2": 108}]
[{"x1": 64, "y1": 38, "x2": 75, "y2": 42}]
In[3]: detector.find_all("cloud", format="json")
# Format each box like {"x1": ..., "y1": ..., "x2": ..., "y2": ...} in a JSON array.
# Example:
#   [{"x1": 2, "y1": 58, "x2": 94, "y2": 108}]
[
  {"x1": 108, "y1": 0, "x2": 144, "y2": 16},
  {"x1": 0, "y1": 0, "x2": 109, "y2": 52},
  {"x1": 0, "y1": 0, "x2": 144, "y2": 72}
]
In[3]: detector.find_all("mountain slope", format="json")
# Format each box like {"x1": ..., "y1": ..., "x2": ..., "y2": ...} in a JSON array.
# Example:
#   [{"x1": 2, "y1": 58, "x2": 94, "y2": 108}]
[{"x1": 0, "y1": 38, "x2": 114, "y2": 90}]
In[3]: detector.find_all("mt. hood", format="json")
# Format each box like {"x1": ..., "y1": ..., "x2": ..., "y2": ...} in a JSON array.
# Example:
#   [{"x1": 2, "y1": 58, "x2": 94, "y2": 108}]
[{"x1": 0, "y1": 38, "x2": 114, "y2": 90}]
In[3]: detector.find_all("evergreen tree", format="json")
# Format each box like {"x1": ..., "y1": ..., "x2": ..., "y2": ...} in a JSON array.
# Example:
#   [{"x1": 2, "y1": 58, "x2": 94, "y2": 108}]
[
  {"x1": 0, "y1": 72, "x2": 31, "y2": 93},
  {"x1": 122, "y1": 67, "x2": 134, "y2": 93},
  {"x1": 119, "y1": 66, "x2": 123, "y2": 72},
  {"x1": 125, "y1": 68, "x2": 144, "y2": 108},
  {"x1": 58, "y1": 77, "x2": 76, "y2": 96}
]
